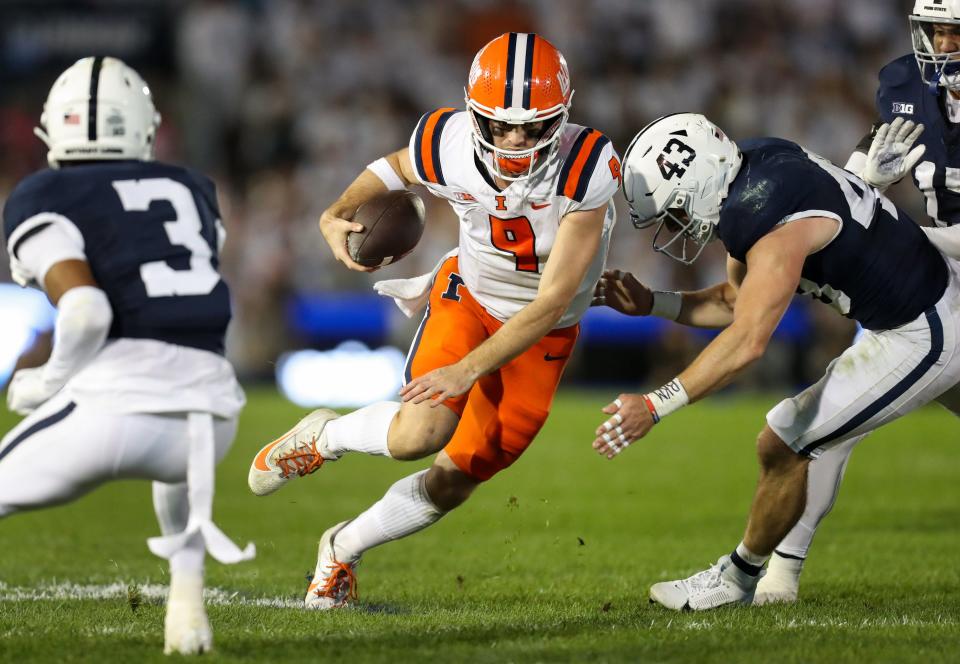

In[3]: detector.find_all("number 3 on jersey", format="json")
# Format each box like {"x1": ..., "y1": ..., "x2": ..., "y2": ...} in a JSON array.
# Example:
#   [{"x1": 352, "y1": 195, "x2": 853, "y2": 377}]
[
  {"x1": 112, "y1": 178, "x2": 221, "y2": 297},
  {"x1": 489, "y1": 215, "x2": 538, "y2": 273}
]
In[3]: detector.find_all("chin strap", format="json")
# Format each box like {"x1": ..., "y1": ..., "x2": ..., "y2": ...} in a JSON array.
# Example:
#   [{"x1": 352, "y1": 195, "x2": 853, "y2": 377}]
[
  {"x1": 929, "y1": 69, "x2": 942, "y2": 96},
  {"x1": 33, "y1": 126, "x2": 51, "y2": 145}
]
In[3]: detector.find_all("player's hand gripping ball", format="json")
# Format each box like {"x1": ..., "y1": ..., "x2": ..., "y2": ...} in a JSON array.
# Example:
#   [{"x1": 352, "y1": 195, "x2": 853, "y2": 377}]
[{"x1": 348, "y1": 191, "x2": 426, "y2": 268}]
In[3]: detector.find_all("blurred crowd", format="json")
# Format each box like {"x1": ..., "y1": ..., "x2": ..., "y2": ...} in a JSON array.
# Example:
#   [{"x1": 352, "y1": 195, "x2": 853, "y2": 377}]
[{"x1": 0, "y1": 0, "x2": 921, "y2": 382}]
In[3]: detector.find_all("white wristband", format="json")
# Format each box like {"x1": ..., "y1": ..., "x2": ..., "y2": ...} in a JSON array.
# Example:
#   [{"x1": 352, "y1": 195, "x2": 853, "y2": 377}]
[
  {"x1": 643, "y1": 378, "x2": 689, "y2": 423},
  {"x1": 650, "y1": 290, "x2": 682, "y2": 321},
  {"x1": 367, "y1": 157, "x2": 406, "y2": 191},
  {"x1": 843, "y1": 151, "x2": 867, "y2": 180}
]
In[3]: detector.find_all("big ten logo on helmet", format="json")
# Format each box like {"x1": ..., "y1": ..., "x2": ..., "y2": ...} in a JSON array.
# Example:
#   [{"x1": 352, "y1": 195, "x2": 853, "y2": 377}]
[{"x1": 657, "y1": 138, "x2": 696, "y2": 180}]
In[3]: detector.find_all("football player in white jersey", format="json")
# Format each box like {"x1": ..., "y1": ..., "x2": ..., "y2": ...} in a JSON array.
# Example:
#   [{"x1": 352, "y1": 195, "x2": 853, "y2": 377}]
[
  {"x1": 248, "y1": 33, "x2": 621, "y2": 609},
  {"x1": 1, "y1": 57, "x2": 252, "y2": 654}
]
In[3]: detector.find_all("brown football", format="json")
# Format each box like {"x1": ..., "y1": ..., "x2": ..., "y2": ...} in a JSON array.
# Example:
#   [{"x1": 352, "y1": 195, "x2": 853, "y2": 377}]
[{"x1": 347, "y1": 190, "x2": 426, "y2": 267}]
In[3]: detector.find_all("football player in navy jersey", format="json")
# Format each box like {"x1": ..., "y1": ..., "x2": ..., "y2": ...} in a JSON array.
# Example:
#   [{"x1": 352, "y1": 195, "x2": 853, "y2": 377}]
[
  {"x1": 756, "y1": 0, "x2": 960, "y2": 604},
  {"x1": 594, "y1": 113, "x2": 960, "y2": 611},
  {"x1": 0, "y1": 57, "x2": 252, "y2": 653}
]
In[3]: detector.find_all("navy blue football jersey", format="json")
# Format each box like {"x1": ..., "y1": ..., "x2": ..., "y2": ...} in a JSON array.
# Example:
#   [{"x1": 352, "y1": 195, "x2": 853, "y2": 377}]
[
  {"x1": 877, "y1": 53, "x2": 960, "y2": 228},
  {"x1": 2, "y1": 161, "x2": 231, "y2": 353},
  {"x1": 718, "y1": 138, "x2": 948, "y2": 331}
]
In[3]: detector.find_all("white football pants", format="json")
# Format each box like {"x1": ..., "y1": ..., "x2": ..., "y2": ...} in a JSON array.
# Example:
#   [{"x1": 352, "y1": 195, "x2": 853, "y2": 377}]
[
  {"x1": 0, "y1": 391, "x2": 236, "y2": 551},
  {"x1": 771, "y1": 257, "x2": 960, "y2": 558}
]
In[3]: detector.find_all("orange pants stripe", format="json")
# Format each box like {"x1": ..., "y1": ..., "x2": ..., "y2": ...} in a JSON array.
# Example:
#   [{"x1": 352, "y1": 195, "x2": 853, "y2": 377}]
[{"x1": 405, "y1": 256, "x2": 578, "y2": 481}]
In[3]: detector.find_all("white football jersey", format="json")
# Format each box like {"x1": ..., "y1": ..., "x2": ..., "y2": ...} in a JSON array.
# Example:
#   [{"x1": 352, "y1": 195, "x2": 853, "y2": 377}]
[{"x1": 407, "y1": 109, "x2": 619, "y2": 327}]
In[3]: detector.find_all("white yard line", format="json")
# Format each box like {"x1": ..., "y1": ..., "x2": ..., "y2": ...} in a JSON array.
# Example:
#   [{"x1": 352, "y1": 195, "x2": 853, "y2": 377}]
[{"x1": 0, "y1": 581, "x2": 303, "y2": 609}]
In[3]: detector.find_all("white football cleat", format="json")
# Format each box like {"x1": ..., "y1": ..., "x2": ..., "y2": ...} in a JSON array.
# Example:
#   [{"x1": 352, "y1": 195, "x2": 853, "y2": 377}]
[
  {"x1": 649, "y1": 554, "x2": 762, "y2": 611},
  {"x1": 753, "y1": 551, "x2": 803, "y2": 605},
  {"x1": 248, "y1": 408, "x2": 340, "y2": 496},
  {"x1": 164, "y1": 574, "x2": 212, "y2": 655},
  {"x1": 304, "y1": 521, "x2": 360, "y2": 610}
]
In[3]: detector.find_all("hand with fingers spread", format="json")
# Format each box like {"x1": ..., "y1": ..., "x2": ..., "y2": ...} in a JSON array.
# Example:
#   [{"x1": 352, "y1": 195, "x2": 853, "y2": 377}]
[
  {"x1": 319, "y1": 204, "x2": 376, "y2": 273},
  {"x1": 592, "y1": 269, "x2": 654, "y2": 316},
  {"x1": 863, "y1": 117, "x2": 926, "y2": 190},
  {"x1": 399, "y1": 361, "x2": 480, "y2": 406},
  {"x1": 592, "y1": 393, "x2": 655, "y2": 459}
]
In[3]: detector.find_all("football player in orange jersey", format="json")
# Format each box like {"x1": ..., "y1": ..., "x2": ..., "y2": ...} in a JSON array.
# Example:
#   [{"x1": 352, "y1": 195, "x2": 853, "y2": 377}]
[{"x1": 247, "y1": 32, "x2": 621, "y2": 608}]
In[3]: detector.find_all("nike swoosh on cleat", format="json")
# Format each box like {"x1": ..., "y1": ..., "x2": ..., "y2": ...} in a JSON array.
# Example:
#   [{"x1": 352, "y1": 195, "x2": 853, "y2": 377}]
[
  {"x1": 253, "y1": 440, "x2": 282, "y2": 472},
  {"x1": 543, "y1": 353, "x2": 569, "y2": 361}
]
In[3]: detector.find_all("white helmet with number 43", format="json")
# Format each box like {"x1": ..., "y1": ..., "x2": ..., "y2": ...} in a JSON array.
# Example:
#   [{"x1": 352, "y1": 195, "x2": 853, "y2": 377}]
[
  {"x1": 35, "y1": 56, "x2": 161, "y2": 168},
  {"x1": 621, "y1": 113, "x2": 742, "y2": 264}
]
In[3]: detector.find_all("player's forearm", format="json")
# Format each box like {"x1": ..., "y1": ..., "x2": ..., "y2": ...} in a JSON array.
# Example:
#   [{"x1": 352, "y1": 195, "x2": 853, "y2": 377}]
[
  {"x1": 42, "y1": 286, "x2": 113, "y2": 388},
  {"x1": 329, "y1": 169, "x2": 391, "y2": 218},
  {"x1": 460, "y1": 295, "x2": 567, "y2": 378},
  {"x1": 675, "y1": 282, "x2": 738, "y2": 329},
  {"x1": 677, "y1": 319, "x2": 767, "y2": 403}
]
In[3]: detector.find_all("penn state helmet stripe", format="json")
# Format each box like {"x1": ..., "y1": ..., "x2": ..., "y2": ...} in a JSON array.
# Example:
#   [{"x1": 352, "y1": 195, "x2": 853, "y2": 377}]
[
  {"x1": 87, "y1": 56, "x2": 103, "y2": 141},
  {"x1": 521, "y1": 34, "x2": 536, "y2": 109},
  {"x1": 503, "y1": 32, "x2": 518, "y2": 108},
  {"x1": 800, "y1": 306, "x2": 944, "y2": 456},
  {"x1": 0, "y1": 401, "x2": 76, "y2": 465},
  {"x1": 403, "y1": 303, "x2": 431, "y2": 384}
]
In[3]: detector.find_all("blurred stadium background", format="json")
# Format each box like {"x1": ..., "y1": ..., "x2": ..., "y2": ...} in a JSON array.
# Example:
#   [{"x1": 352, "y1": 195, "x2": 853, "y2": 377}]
[{"x1": 0, "y1": 0, "x2": 919, "y2": 405}]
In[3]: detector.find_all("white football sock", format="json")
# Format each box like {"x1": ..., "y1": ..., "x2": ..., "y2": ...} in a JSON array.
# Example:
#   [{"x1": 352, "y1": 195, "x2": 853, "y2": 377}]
[
  {"x1": 731, "y1": 541, "x2": 769, "y2": 576},
  {"x1": 324, "y1": 401, "x2": 399, "y2": 458},
  {"x1": 776, "y1": 434, "x2": 861, "y2": 558},
  {"x1": 153, "y1": 481, "x2": 205, "y2": 576},
  {"x1": 333, "y1": 469, "x2": 443, "y2": 560}
]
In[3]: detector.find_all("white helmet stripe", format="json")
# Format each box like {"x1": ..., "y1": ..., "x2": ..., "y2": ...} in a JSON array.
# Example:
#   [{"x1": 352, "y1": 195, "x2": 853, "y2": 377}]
[
  {"x1": 510, "y1": 33, "x2": 528, "y2": 109},
  {"x1": 87, "y1": 56, "x2": 103, "y2": 142}
]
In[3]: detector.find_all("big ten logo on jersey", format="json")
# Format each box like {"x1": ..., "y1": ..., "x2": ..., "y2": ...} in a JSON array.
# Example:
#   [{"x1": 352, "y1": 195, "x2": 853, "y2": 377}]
[
  {"x1": 454, "y1": 192, "x2": 477, "y2": 202},
  {"x1": 657, "y1": 138, "x2": 696, "y2": 180},
  {"x1": 892, "y1": 102, "x2": 915, "y2": 114}
]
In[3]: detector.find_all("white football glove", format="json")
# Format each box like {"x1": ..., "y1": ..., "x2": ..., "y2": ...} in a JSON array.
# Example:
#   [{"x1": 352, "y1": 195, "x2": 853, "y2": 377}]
[
  {"x1": 862, "y1": 117, "x2": 926, "y2": 190},
  {"x1": 6, "y1": 366, "x2": 62, "y2": 415}
]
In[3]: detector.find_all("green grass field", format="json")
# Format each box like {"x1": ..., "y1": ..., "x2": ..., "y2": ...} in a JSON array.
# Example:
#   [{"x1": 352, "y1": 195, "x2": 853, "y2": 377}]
[{"x1": 0, "y1": 388, "x2": 957, "y2": 663}]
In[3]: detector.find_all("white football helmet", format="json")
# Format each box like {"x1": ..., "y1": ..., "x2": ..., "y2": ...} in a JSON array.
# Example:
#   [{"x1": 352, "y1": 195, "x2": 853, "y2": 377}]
[
  {"x1": 910, "y1": 0, "x2": 960, "y2": 92},
  {"x1": 621, "y1": 113, "x2": 742, "y2": 264},
  {"x1": 35, "y1": 56, "x2": 160, "y2": 168}
]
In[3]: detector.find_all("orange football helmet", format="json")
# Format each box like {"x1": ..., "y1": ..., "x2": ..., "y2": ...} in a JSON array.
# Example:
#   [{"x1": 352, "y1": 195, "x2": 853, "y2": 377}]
[{"x1": 465, "y1": 33, "x2": 573, "y2": 180}]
